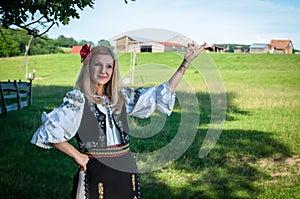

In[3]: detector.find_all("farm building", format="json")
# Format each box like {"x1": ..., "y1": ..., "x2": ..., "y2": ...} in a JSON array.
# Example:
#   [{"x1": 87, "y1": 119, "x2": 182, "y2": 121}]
[
  {"x1": 127, "y1": 41, "x2": 186, "y2": 53},
  {"x1": 115, "y1": 35, "x2": 153, "y2": 53},
  {"x1": 205, "y1": 44, "x2": 229, "y2": 53},
  {"x1": 250, "y1": 43, "x2": 270, "y2": 54},
  {"x1": 234, "y1": 46, "x2": 244, "y2": 53},
  {"x1": 128, "y1": 42, "x2": 164, "y2": 53},
  {"x1": 269, "y1": 40, "x2": 293, "y2": 54},
  {"x1": 166, "y1": 35, "x2": 191, "y2": 46},
  {"x1": 158, "y1": 42, "x2": 186, "y2": 52},
  {"x1": 114, "y1": 35, "x2": 187, "y2": 53},
  {"x1": 70, "y1": 46, "x2": 81, "y2": 54}
]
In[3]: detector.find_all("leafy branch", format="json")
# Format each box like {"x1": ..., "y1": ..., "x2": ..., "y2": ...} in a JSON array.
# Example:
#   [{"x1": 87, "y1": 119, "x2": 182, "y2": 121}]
[{"x1": 0, "y1": 0, "x2": 95, "y2": 38}]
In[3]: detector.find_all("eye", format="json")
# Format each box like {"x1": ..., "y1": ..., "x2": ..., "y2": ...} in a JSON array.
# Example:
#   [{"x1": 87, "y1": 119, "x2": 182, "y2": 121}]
[
  {"x1": 95, "y1": 63, "x2": 102, "y2": 67},
  {"x1": 107, "y1": 65, "x2": 113, "y2": 69}
]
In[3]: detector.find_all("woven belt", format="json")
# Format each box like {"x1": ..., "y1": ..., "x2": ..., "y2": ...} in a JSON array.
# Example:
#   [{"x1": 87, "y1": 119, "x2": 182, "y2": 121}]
[{"x1": 86, "y1": 143, "x2": 130, "y2": 158}]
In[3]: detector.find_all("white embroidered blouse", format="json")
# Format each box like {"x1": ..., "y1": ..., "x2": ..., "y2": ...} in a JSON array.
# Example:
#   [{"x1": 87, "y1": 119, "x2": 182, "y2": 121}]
[{"x1": 31, "y1": 82, "x2": 175, "y2": 149}]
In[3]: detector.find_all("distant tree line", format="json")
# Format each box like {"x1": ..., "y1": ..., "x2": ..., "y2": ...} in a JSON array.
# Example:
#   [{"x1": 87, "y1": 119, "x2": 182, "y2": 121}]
[
  {"x1": 0, "y1": 27, "x2": 112, "y2": 57},
  {"x1": 0, "y1": 0, "x2": 134, "y2": 38}
]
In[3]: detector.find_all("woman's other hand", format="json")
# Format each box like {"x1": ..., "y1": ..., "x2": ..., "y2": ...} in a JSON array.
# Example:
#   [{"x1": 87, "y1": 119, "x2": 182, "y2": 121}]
[
  {"x1": 74, "y1": 153, "x2": 90, "y2": 172},
  {"x1": 183, "y1": 41, "x2": 207, "y2": 65}
]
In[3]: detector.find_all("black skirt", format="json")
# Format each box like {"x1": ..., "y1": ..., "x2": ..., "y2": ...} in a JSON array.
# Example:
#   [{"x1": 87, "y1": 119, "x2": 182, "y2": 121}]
[{"x1": 72, "y1": 152, "x2": 141, "y2": 199}]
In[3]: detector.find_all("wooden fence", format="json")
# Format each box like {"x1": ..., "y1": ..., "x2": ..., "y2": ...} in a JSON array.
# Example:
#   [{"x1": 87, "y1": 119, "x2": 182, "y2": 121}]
[{"x1": 0, "y1": 80, "x2": 32, "y2": 115}]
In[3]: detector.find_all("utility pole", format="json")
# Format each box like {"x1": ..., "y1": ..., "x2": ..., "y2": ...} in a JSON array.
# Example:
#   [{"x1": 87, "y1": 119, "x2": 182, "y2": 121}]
[{"x1": 24, "y1": 35, "x2": 33, "y2": 80}]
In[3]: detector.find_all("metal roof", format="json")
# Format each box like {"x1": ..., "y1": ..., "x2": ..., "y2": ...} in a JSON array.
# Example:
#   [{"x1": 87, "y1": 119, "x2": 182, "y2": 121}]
[
  {"x1": 250, "y1": 43, "x2": 269, "y2": 48},
  {"x1": 114, "y1": 35, "x2": 153, "y2": 43}
]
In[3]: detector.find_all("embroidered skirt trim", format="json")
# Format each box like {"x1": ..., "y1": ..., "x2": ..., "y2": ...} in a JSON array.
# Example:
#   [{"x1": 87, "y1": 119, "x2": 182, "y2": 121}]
[{"x1": 86, "y1": 144, "x2": 130, "y2": 158}]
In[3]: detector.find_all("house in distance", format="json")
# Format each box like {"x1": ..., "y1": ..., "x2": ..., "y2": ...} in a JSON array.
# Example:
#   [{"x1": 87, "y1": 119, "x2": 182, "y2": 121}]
[
  {"x1": 250, "y1": 43, "x2": 270, "y2": 54},
  {"x1": 269, "y1": 40, "x2": 293, "y2": 54},
  {"x1": 249, "y1": 40, "x2": 293, "y2": 54}
]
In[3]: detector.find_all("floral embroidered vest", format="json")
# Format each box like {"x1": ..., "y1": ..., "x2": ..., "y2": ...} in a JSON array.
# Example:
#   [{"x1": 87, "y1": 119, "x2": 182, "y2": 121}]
[{"x1": 76, "y1": 99, "x2": 130, "y2": 150}]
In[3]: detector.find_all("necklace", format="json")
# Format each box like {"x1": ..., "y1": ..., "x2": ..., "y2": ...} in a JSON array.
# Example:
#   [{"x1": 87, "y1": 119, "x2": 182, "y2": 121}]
[
  {"x1": 106, "y1": 106, "x2": 114, "y2": 129},
  {"x1": 100, "y1": 96, "x2": 114, "y2": 129}
]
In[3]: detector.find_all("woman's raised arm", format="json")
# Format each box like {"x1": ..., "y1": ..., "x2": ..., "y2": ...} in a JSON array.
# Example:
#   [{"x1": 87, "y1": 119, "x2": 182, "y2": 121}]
[{"x1": 168, "y1": 41, "x2": 206, "y2": 93}]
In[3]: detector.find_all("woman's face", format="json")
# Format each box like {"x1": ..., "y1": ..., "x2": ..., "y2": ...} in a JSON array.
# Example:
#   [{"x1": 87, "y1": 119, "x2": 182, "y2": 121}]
[{"x1": 90, "y1": 54, "x2": 114, "y2": 86}]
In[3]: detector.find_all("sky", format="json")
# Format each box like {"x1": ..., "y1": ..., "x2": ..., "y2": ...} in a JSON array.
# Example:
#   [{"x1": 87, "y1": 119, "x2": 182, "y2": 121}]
[{"x1": 46, "y1": 0, "x2": 300, "y2": 49}]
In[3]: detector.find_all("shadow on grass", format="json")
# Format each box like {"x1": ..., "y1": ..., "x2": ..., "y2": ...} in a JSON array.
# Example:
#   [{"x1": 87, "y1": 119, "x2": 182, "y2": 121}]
[
  {"x1": 141, "y1": 128, "x2": 292, "y2": 199},
  {"x1": 0, "y1": 86, "x2": 294, "y2": 198},
  {"x1": 130, "y1": 91, "x2": 291, "y2": 198}
]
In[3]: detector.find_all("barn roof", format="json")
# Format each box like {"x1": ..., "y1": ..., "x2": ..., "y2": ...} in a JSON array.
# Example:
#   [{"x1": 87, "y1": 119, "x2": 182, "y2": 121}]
[
  {"x1": 70, "y1": 46, "x2": 82, "y2": 54},
  {"x1": 234, "y1": 46, "x2": 244, "y2": 49},
  {"x1": 115, "y1": 35, "x2": 153, "y2": 43},
  {"x1": 157, "y1": 42, "x2": 185, "y2": 47},
  {"x1": 270, "y1": 40, "x2": 293, "y2": 48},
  {"x1": 250, "y1": 43, "x2": 269, "y2": 49}
]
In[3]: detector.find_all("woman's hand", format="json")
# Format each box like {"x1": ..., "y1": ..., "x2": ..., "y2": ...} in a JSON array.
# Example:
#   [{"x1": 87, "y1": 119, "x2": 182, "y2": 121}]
[
  {"x1": 169, "y1": 41, "x2": 206, "y2": 92},
  {"x1": 74, "y1": 153, "x2": 90, "y2": 172},
  {"x1": 177, "y1": 41, "x2": 206, "y2": 74},
  {"x1": 52, "y1": 142, "x2": 90, "y2": 172},
  {"x1": 183, "y1": 41, "x2": 207, "y2": 66}
]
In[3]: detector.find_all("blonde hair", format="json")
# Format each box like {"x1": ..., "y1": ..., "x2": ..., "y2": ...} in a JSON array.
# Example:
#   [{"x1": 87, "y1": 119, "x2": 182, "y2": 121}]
[{"x1": 74, "y1": 46, "x2": 123, "y2": 112}]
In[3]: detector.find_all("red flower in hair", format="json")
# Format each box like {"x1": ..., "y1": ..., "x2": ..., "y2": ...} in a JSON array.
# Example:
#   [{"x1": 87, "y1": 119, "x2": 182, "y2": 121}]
[{"x1": 80, "y1": 44, "x2": 92, "y2": 64}]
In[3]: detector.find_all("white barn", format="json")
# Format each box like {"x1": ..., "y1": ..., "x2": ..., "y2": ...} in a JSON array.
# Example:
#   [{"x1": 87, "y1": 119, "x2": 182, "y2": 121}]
[
  {"x1": 250, "y1": 43, "x2": 270, "y2": 54},
  {"x1": 114, "y1": 35, "x2": 187, "y2": 53}
]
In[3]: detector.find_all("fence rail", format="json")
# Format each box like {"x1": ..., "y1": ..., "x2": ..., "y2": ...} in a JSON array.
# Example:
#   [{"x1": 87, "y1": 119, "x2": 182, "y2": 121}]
[{"x1": 0, "y1": 80, "x2": 32, "y2": 115}]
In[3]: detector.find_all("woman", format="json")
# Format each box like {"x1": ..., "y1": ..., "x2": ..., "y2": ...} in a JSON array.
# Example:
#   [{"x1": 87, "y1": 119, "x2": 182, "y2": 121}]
[{"x1": 31, "y1": 42, "x2": 204, "y2": 199}]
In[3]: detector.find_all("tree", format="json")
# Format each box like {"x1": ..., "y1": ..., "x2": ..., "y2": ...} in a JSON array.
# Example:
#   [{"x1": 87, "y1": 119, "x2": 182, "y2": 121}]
[
  {"x1": 0, "y1": 29, "x2": 19, "y2": 57},
  {"x1": 0, "y1": 27, "x2": 63, "y2": 57},
  {"x1": 0, "y1": 0, "x2": 136, "y2": 38},
  {"x1": 0, "y1": 0, "x2": 95, "y2": 38},
  {"x1": 78, "y1": 40, "x2": 94, "y2": 47},
  {"x1": 54, "y1": 35, "x2": 78, "y2": 48},
  {"x1": 124, "y1": 0, "x2": 136, "y2": 3},
  {"x1": 97, "y1": 39, "x2": 113, "y2": 49}
]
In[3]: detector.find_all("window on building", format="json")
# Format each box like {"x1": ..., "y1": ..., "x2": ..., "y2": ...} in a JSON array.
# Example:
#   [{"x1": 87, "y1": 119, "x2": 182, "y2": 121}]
[{"x1": 141, "y1": 45, "x2": 152, "y2": 52}]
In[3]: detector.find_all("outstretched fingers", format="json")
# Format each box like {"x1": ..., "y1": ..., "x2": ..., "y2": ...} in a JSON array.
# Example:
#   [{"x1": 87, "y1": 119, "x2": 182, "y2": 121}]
[{"x1": 188, "y1": 41, "x2": 206, "y2": 54}]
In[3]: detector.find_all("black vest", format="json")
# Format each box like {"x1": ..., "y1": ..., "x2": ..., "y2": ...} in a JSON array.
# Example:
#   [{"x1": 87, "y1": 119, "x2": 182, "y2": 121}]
[{"x1": 76, "y1": 99, "x2": 130, "y2": 150}]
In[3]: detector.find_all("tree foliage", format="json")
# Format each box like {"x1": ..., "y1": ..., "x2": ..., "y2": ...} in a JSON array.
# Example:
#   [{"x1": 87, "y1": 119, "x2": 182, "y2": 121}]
[
  {"x1": 0, "y1": 0, "x2": 135, "y2": 56},
  {"x1": 0, "y1": 0, "x2": 95, "y2": 37},
  {"x1": 97, "y1": 39, "x2": 113, "y2": 49},
  {"x1": 0, "y1": 27, "x2": 63, "y2": 57},
  {"x1": 0, "y1": 26, "x2": 98, "y2": 57},
  {"x1": 78, "y1": 40, "x2": 94, "y2": 47},
  {"x1": 54, "y1": 35, "x2": 78, "y2": 48},
  {"x1": 124, "y1": 0, "x2": 136, "y2": 3},
  {"x1": 0, "y1": 31, "x2": 19, "y2": 57},
  {"x1": 0, "y1": 0, "x2": 136, "y2": 38}
]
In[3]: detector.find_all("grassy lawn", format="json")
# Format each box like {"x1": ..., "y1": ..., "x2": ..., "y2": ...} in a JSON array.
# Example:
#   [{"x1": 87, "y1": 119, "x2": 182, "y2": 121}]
[{"x1": 0, "y1": 52, "x2": 299, "y2": 198}]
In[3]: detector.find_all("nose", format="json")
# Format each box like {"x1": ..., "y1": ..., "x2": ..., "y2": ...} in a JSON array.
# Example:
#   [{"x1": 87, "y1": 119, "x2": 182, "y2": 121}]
[{"x1": 99, "y1": 66, "x2": 106, "y2": 74}]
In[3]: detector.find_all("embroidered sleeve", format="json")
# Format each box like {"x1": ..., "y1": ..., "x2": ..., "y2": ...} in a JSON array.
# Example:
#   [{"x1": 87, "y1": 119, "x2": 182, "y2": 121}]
[
  {"x1": 30, "y1": 90, "x2": 85, "y2": 149},
  {"x1": 121, "y1": 82, "x2": 176, "y2": 118}
]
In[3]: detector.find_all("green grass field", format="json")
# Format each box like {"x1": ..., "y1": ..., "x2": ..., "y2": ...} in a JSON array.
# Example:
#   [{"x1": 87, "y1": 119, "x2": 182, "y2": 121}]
[{"x1": 0, "y1": 52, "x2": 299, "y2": 198}]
